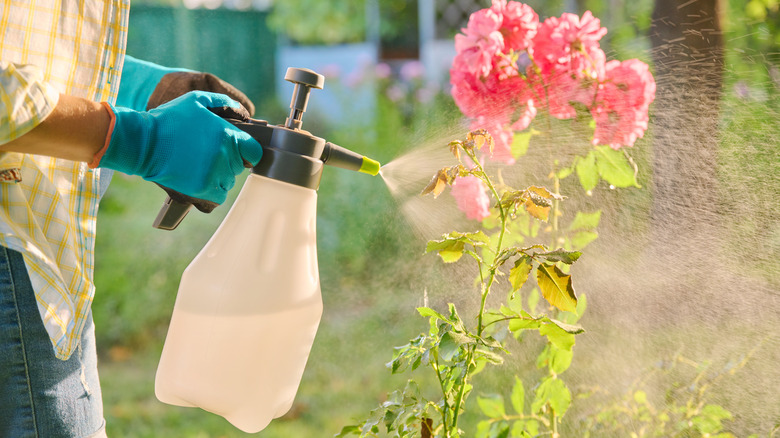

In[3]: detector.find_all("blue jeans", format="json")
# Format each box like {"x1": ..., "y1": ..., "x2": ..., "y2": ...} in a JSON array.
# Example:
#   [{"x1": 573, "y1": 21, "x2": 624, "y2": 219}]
[{"x1": 0, "y1": 246, "x2": 106, "y2": 437}]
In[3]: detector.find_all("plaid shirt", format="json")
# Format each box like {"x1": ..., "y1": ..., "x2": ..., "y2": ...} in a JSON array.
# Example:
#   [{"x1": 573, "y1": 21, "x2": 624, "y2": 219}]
[{"x1": 0, "y1": 0, "x2": 129, "y2": 360}]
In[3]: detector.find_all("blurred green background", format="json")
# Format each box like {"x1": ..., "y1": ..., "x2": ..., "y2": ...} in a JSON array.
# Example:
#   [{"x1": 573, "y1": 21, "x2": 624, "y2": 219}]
[{"x1": 93, "y1": 0, "x2": 780, "y2": 436}]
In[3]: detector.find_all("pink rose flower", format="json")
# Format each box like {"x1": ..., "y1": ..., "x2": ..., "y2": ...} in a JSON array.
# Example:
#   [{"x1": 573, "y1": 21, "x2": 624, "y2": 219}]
[
  {"x1": 591, "y1": 59, "x2": 656, "y2": 148},
  {"x1": 450, "y1": 62, "x2": 514, "y2": 121},
  {"x1": 529, "y1": 47, "x2": 604, "y2": 119},
  {"x1": 454, "y1": 8, "x2": 504, "y2": 78},
  {"x1": 531, "y1": 11, "x2": 607, "y2": 66},
  {"x1": 451, "y1": 175, "x2": 492, "y2": 221},
  {"x1": 491, "y1": 0, "x2": 539, "y2": 52}
]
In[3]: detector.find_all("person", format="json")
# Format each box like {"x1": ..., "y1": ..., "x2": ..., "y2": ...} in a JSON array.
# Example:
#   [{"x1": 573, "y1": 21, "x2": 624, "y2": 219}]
[{"x1": 0, "y1": 2, "x2": 263, "y2": 436}]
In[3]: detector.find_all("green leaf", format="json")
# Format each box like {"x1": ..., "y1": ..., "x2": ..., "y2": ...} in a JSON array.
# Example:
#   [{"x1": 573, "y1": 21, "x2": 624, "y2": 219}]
[
  {"x1": 439, "y1": 332, "x2": 459, "y2": 362},
  {"x1": 527, "y1": 288, "x2": 540, "y2": 315},
  {"x1": 575, "y1": 293, "x2": 587, "y2": 319},
  {"x1": 491, "y1": 423, "x2": 510, "y2": 438},
  {"x1": 595, "y1": 146, "x2": 640, "y2": 188},
  {"x1": 692, "y1": 404, "x2": 733, "y2": 434},
  {"x1": 568, "y1": 210, "x2": 601, "y2": 231},
  {"x1": 509, "y1": 256, "x2": 533, "y2": 291},
  {"x1": 335, "y1": 425, "x2": 361, "y2": 437},
  {"x1": 508, "y1": 317, "x2": 541, "y2": 332},
  {"x1": 531, "y1": 377, "x2": 572, "y2": 416},
  {"x1": 511, "y1": 130, "x2": 533, "y2": 158},
  {"x1": 476, "y1": 348, "x2": 505, "y2": 365},
  {"x1": 417, "y1": 307, "x2": 446, "y2": 321},
  {"x1": 510, "y1": 422, "x2": 532, "y2": 438},
  {"x1": 447, "y1": 329, "x2": 474, "y2": 346},
  {"x1": 476, "y1": 421, "x2": 491, "y2": 438},
  {"x1": 556, "y1": 164, "x2": 574, "y2": 180},
  {"x1": 535, "y1": 248, "x2": 582, "y2": 265},
  {"x1": 548, "y1": 345, "x2": 574, "y2": 374},
  {"x1": 546, "y1": 318, "x2": 585, "y2": 335},
  {"x1": 426, "y1": 231, "x2": 490, "y2": 263},
  {"x1": 536, "y1": 264, "x2": 578, "y2": 313},
  {"x1": 539, "y1": 323, "x2": 577, "y2": 351},
  {"x1": 508, "y1": 310, "x2": 542, "y2": 332},
  {"x1": 425, "y1": 239, "x2": 465, "y2": 263},
  {"x1": 507, "y1": 290, "x2": 524, "y2": 314},
  {"x1": 633, "y1": 390, "x2": 648, "y2": 405},
  {"x1": 525, "y1": 419, "x2": 540, "y2": 435},
  {"x1": 477, "y1": 394, "x2": 506, "y2": 418},
  {"x1": 571, "y1": 230, "x2": 598, "y2": 250},
  {"x1": 511, "y1": 376, "x2": 525, "y2": 415},
  {"x1": 576, "y1": 150, "x2": 599, "y2": 191}
]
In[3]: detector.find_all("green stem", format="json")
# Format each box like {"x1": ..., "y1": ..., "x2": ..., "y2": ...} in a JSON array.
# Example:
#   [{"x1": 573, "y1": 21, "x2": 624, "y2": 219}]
[
  {"x1": 482, "y1": 314, "x2": 539, "y2": 330},
  {"x1": 450, "y1": 147, "x2": 511, "y2": 434},
  {"x1": 464, "y1": 148, "x2": 507, "y2": 337},
  {"x1": 450, "y1": 347, "x2": 473, "y2": 434},
  {"x1": 431, "y1": 350, "x2": 451, "y2": 436}
]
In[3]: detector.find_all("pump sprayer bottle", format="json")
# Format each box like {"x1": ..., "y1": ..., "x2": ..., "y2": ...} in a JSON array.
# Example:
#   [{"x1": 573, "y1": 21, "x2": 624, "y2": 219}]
[{"x1": 153, "y1": 68, "x2": 380, "y2": 433}]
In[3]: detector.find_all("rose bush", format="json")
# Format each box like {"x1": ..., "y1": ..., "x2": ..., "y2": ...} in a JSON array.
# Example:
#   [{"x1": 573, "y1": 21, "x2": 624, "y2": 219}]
[{"x1": 449, "y1": 0, "x2": 655, "y2": 214}]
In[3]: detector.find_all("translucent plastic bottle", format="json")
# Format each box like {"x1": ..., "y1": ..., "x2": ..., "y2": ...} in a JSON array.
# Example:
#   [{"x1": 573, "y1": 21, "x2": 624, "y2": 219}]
[{"x1": 155, "y1": 173, "x2": 322, "y2": 433}]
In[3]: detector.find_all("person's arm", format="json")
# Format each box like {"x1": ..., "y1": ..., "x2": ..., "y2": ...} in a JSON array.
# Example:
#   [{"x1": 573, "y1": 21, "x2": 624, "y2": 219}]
[
  {"x1": 0, "y1": 94, "x2": 110, "y2": 163},
  {"x1": 1, "y1": 60, "x2": 263, "y2": 206}
]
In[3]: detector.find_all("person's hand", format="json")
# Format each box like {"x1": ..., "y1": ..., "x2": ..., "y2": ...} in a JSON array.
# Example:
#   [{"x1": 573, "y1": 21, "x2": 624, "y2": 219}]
[
  {"x1": 117, "y1": 55, "x2": 255, "y2": 115},
  {"x1": 94, "y1": 91, "x2": 263, "y2": 207}
]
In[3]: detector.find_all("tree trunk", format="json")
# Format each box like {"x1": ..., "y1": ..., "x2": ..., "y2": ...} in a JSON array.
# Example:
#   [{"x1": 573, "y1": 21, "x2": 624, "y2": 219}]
[{"x1": 648, "y1": 0, "x2": 724, "y2": 257}]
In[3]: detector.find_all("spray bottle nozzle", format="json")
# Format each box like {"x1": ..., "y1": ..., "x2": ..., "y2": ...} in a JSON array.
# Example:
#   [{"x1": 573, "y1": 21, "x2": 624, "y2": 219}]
[{"x1": 321, "y1": 142, "x2": 381, "y2": 176}]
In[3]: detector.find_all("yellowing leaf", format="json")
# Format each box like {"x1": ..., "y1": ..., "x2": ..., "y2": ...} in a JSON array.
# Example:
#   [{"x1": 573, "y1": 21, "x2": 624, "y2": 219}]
[
  {"x1": 468, "y1": 128, "x2": 494, "y2": 153},
  {"x1": 524, "y1": 197, "x2": 551, "y2": 221},
  {"x1": 420, "y1": 169, "x2": 448, "y2": 197},
  {"x1": 536, "y1": 263, "x2": 577, "y2": 313},
  {"x1": 522, "y1": 186, "x2": 562, "y2": 222},
  {"x1": 509, "y1": 256, "x2": 533, "y2": 292},
  {"x1": 448, "y1": 140, "x2": 462, "y2": 161}
]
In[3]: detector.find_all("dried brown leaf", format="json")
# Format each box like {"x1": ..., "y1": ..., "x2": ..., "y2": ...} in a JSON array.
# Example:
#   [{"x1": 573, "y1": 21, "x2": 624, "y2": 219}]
[{"x1": 421, "y1": 169, "x2": 449, "y2": 198}]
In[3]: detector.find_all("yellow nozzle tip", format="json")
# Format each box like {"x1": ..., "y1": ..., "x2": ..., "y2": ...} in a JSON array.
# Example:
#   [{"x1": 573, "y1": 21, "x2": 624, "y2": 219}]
[{"x1": 359, "y1": 156, "x2": 381, "y2": 176}]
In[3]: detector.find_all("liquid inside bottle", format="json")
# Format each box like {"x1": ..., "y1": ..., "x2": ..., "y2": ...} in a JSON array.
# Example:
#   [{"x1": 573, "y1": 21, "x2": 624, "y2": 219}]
[{"x1": 155, "y1": 173, "x2": 322, "y2": 433}]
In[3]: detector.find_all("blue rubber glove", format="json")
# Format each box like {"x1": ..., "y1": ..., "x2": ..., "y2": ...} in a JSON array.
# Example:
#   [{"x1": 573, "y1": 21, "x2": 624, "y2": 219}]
[
  {"x1": 117, "y1": 56, "x2": 188, "y2": 111},
  {"x1": 95, "y1": 91, "x2": 263, "y2": 206},
  {"x1": 117, "y1": 55, "x2": 255, "y2": 115}
]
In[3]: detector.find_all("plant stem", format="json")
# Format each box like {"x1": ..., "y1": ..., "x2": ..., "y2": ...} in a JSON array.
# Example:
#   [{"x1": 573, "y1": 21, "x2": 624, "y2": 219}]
[
  {"x1": 465, "y1": 148, "x2": 507, "y2": 337},
  {"x1": 431, "y1": 350, "x2": 451, "y2": 436},
  {"x1": 450, "y1": 146, "x2": 511, "y2": 434},
  {"x1": 450, "y1": 348, "x2": 472, "y2": 434}
]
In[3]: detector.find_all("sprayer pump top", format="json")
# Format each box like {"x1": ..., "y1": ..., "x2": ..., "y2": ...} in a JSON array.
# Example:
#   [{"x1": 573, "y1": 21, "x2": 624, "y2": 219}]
[{"x1": 284, "y1": 68, "x2": 324, "y2": 131}]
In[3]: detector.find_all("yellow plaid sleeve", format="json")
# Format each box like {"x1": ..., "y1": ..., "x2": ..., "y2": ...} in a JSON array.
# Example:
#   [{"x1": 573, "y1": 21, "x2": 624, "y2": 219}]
[{"x1": 0, "y1": 61, "x2": 60, "y2": 145}]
